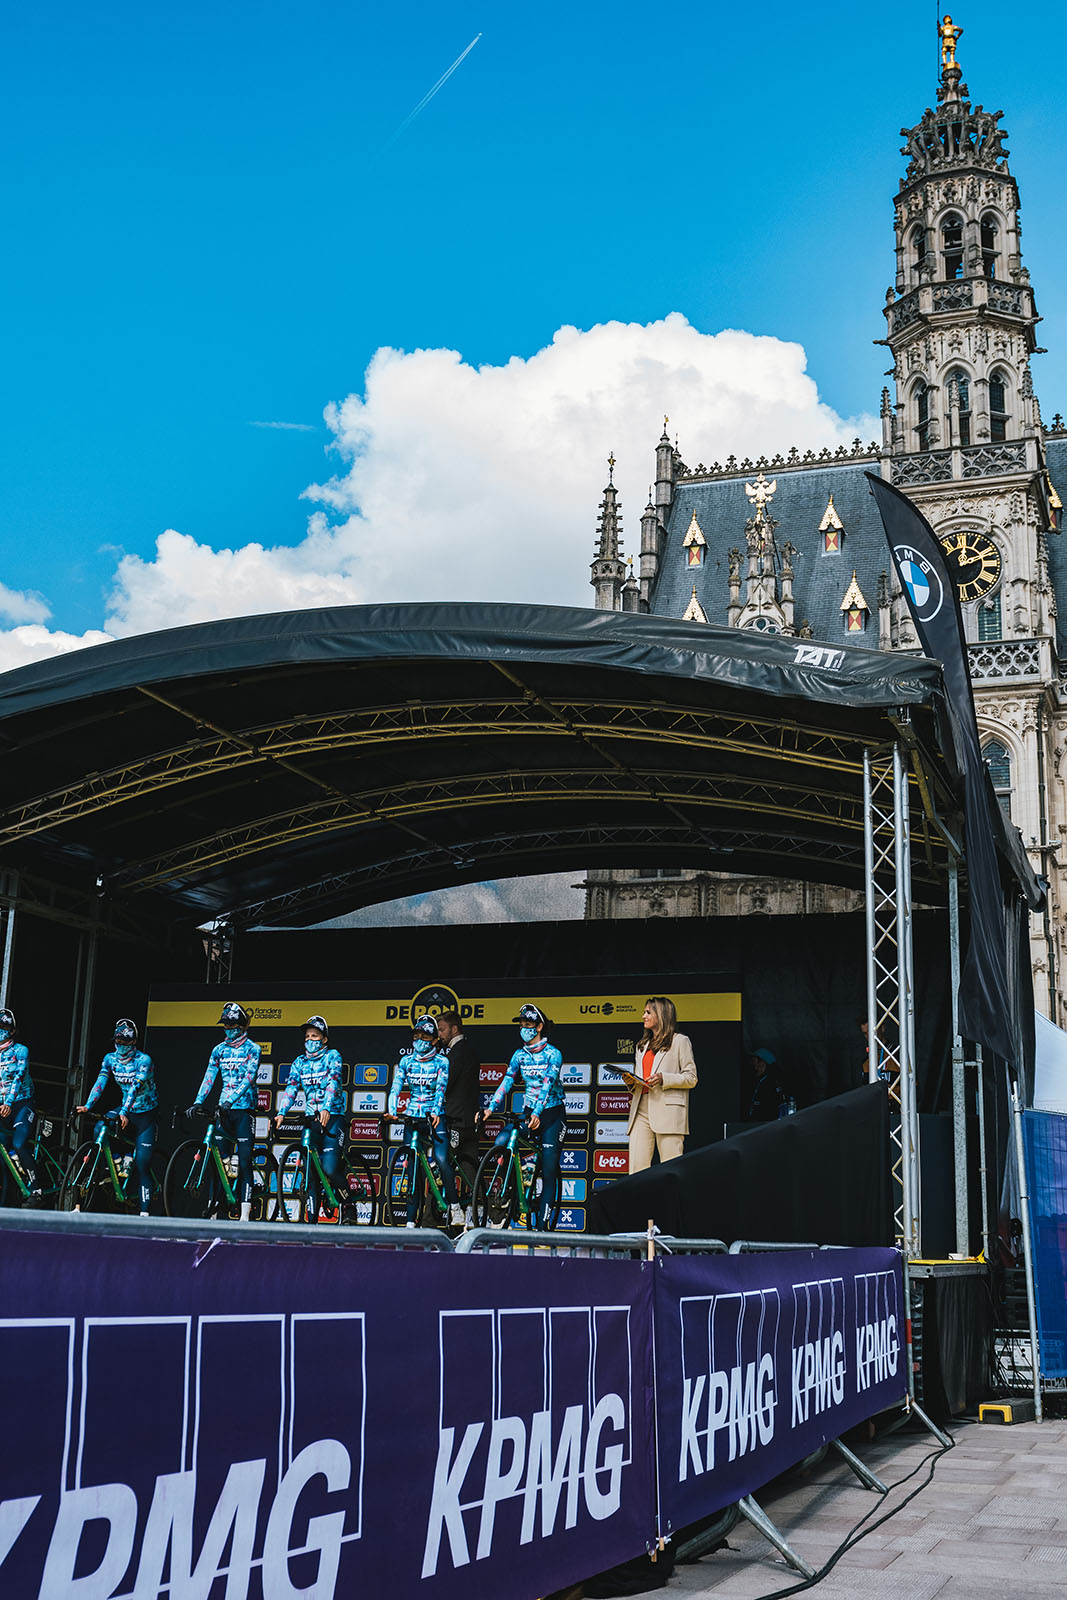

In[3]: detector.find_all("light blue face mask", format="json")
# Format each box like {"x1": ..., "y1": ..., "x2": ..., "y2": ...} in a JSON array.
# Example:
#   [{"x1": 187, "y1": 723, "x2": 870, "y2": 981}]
[
  {"x1": 115, "y1": 1040, "x2": 135, "y2": 1057},
  {"x1": 224, "y1": 1027, "x2": 243, "y2": 1043},
  {"x1": 413, "y1": 1037, "x2": 435, "y2": 1056},
  {"x1": 305, "y1": 1037, "x2": 325, "y2": 1057},
  {"x1": 520, "y1": 1027, "x2": 539, "y2": 1044}
]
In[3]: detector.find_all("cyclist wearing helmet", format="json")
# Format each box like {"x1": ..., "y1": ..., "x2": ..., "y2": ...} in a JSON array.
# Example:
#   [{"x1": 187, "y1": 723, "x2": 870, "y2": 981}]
[
  {"x1": 188, "y1": 1003, "x2": 261, "y2": 1222},
  {"x1": 76, "y1": 1019, "x2": 158, "y2": 1216},
  {"x1": 480, "y1": 1004, "x2": 565, "y2": 1227},
  {"x1": 386, "y1": 1014, "x2": 463, "y2": 1228},
  {"x1": 0, "y1": 1009, "x2": 37, "y2": 1194},
  {"x1": 272, "y1": 1016, "x2": 346, "y2": 1217}
]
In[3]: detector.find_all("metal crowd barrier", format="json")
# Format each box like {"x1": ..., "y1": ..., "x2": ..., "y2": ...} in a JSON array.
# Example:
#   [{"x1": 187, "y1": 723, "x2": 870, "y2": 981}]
[
  {"x1": 455, "y1": 1227, "x2": 649, "y2": 1257},
  {"x1": 0, "y1": 1205, "x2": 454, "y2": 1251}
]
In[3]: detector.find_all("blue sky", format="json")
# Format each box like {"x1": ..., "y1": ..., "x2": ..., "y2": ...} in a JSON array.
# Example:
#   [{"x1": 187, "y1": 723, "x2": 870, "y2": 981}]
[{"x1": 2, "y1": 0, "x2": 1065, "y2": 654}]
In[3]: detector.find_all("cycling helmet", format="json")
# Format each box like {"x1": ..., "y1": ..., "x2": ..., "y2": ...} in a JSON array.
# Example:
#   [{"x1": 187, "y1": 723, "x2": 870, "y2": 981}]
[
  {"x1": 0, "y1": 1008, "x2": 14, "y2": 1035},
  {"x1": 217, "y1": 1002, "x2": 250, "y2": 1029},
  {"x1": 114, "y1": 1018, "x2": 138, "y2": 1043},
  {"x1": 412, "y1": 1014, "x2": 439, "y2": 1038},
  {"x1": 303, "y1": 1014, "x2": 328, "y2": 1037},
  {"x1": 513, "y1": 1003, "x2": 547, "y2": 1028}
]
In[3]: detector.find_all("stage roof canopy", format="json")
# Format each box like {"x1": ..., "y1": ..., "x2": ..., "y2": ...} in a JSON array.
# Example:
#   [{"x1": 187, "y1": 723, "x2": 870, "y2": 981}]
[{"x1": 0, "y1": 601, "x2": 1019, "y2": 929}]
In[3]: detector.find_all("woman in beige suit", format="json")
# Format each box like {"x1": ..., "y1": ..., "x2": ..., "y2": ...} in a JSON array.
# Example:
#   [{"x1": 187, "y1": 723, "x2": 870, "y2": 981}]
[{"x1": 627, "y1": 996, "x2": 698, "y2": 1173}]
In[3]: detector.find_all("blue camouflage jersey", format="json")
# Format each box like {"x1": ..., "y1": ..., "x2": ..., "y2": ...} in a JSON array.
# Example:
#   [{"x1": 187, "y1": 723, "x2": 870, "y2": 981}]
[
  {"x1": 489, "y1": 1042, "x2": 565, "y2": 1120},
  {"x1": 194, "y1": 1037, "x2": 261, "y2": 1111},
  {"x1": 0, "y1": 1041, "x2": 33, "y2": 1108},
  {"x1": 387, "y1": 1047, "x2": 449, "y2": 1119},
  {"x1": 277, "y1": 1047, "x2": 346, "y2": 1118},
  {"x1": 85, "y1": 1050, "x2": 158, "y2": 1117}
]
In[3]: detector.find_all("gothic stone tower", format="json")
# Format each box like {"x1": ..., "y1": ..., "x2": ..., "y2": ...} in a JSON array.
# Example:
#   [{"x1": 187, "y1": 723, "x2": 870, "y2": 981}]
[{"x1": 586, "y1": 23, "x2": 1067, "y2": 1019}]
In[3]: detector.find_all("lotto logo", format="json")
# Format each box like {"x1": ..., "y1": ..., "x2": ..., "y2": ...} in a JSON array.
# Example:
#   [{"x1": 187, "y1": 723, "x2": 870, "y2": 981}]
[
  {"x1": 593, "y1": 1151, "x2": 628, "y2": 1175},
  {"x1": 423, "y1": 1303, "x2": 633, "y2": 1576},
  {"x1": 0, "y1": 1312, "x2": 365, "y2": 1595},
  {"x1": 678, "y1": 1289, "x2": 779, "y2": 1480},
  {"x1": 479, "y1": 1065, "x2": 506, "y2": 1088}
]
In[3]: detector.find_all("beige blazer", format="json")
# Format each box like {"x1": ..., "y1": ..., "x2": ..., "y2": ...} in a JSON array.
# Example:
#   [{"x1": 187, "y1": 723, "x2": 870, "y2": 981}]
[{"x1": 627, "y1": 1033, "x2": 698, "y2": 1136}]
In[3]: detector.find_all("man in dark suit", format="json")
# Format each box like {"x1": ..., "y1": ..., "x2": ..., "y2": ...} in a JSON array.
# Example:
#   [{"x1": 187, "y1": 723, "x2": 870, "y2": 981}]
[{"x1": 437, "y1": 1010, "x2": 481, "y2": 1202}]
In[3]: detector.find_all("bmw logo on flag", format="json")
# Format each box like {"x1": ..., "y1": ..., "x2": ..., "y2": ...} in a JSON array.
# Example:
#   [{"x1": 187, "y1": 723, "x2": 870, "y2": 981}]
[{"x1": 894, "y1": 544, "x2": 945, "y2": 624}]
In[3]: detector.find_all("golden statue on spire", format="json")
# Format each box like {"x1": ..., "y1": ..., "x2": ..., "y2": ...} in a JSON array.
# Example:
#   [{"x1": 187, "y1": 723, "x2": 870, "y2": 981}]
[{"x1": 939, "y1": 14, "x2": 963, "y2": 69}]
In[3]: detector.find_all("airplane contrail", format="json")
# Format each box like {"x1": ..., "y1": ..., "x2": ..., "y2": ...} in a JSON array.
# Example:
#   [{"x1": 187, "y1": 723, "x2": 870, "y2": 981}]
[{"x1": 372, "y1": 33, "x2": 483, "y2": 164}]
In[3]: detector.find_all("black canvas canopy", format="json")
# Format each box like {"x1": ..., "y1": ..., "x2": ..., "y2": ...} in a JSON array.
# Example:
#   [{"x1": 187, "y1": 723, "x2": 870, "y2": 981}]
[{"x1": 0, "y1": 601, "x2": 1035, "y2": 933}]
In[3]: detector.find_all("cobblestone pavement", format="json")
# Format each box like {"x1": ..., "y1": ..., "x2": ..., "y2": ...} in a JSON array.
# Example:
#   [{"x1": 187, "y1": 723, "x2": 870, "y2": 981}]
[{"x1": 670, "y1": 1417, "x2": 1067, "y2": 1599}]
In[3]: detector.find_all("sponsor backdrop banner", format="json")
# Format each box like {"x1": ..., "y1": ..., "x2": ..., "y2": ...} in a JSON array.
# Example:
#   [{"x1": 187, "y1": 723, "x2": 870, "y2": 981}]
[
  {"x1": 655, "y1": 1247, "x2": 905, "y2": 1529},
  {"x1": 144, "y1": 976, "x2": 743, "y2": 1230},
  {"x1": 0, "y1": 1228, "x2": 902, "y2": 1598}
]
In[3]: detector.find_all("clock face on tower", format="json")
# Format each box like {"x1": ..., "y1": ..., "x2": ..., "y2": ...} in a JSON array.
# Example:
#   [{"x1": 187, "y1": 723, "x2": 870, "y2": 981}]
[{"x1": 938, "y1": 530, "x2": 1002, "y2": 602}]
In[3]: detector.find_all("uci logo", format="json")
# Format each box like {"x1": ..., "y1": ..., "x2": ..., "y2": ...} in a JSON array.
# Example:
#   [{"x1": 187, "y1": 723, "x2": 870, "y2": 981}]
[{"x1": 894, "y1": 544, "x2": 945, "y2": 624}]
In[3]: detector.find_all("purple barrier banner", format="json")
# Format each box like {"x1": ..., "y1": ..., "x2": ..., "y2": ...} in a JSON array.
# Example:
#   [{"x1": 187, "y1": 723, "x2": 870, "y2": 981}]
[
  {"x1": 654, "y1": 1247, "x2": 905, "y2": 1531},
  {"x1": 0, "y1": 1229, "x2": 655, "y2": 1599}
]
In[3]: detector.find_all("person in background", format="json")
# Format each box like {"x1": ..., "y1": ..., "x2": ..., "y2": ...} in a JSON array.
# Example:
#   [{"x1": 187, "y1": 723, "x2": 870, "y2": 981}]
[
  {"x1": 0, "y1": 1009, "x2": 37, "y2": 1197},
  {"x1": 747, "y1": 1047, "x2": 784, "y2": 1121},
  {"x1": 436, "y1": 1010, "x2": 480, "y2": 1211},
  {"x1": 76, "y1": 1018, "x2": 157, "y2": 1216},
  {"x1": 272, "y1": 1015, "x2": 346, "y2": 1218},
  {"x1": 627, "y1": 996, "x2": 698, "y2": 1173},
  {"x1": 188, "y1": 1002, "x2": 260, "y2": 1222},
  {"x1": 387, "y1": 1014, "x2": 463, "y2": 1228}
]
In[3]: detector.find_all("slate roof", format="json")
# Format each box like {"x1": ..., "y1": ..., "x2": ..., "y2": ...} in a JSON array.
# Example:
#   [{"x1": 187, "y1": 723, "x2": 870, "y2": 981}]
[{"x1": 650, "y1": 462, "x2": 888, "y2": 643}]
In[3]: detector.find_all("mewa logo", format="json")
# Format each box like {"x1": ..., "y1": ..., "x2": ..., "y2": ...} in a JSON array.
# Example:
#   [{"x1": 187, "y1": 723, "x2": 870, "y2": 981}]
[
  {"x1": 422, "y1": 1305, "x2": 632, "y2": 1577},
  {"x1": 0, "y1": 1312, "x2": 364, "y2": 1598}
]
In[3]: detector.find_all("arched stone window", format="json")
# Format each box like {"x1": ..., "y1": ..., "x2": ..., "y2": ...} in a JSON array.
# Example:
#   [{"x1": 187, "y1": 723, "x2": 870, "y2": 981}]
[
  {"x1": 913, "y1": 226, "x2": 928, "y2": 277},
  {"x1": 916, "y1": 383, "x2": 931, "y2": 450},
  {"x1": 989, "y1": 371, "x2": 1009, "y2": 442},
  {"x1": 983, "y1": 737, "x2": 1012, "y2": 817},
  {"x1": 942, "y1": 213, "x2": 964, "y2": 280},
  {"x1": 977, "y1": 594, "x2": 1002, "y2": 641},
  {"x1": 980, "y1": 215, "x2": 999, "y2": 280},
  {"x1": 946, "y1": 367, "x2": 971, "y2": 446}
]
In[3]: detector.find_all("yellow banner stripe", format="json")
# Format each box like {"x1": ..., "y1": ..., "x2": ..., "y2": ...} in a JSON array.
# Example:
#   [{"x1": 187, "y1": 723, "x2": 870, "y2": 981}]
[{"x1": 146, "y1": 991, "x2": 741, "y2": 1030}]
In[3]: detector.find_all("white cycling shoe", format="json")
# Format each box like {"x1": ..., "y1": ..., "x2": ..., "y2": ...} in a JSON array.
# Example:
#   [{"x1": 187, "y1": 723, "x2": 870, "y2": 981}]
[{"x1": 449, "y1": 1203, "x2": 465, "y2": 1227}]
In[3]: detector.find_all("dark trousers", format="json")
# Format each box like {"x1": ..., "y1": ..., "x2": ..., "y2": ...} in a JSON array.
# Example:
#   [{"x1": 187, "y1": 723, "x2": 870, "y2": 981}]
[
  {"x1": 443, "y1": 1119, "x2": 479, "y2": 1196},
  {"x1": 217, "y1": 1108, "x2": 254, "y2": 1204},
  {"x1": 0, "y1": 1099, "x2": 35, "y2": 1186}
]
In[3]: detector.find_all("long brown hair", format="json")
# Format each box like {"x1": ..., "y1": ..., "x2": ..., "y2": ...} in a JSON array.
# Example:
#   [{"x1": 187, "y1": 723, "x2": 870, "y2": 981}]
[{"x1": 638, "y1": 996, "x2": 677, "y2": 1054}]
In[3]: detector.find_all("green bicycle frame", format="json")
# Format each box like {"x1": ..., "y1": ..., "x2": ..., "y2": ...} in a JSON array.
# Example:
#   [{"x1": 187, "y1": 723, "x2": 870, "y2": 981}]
[
  {"x1": 396, "y1": 1124, "x2": 446, "y2": 1214},
  {"x1": 294, "y1": 1125, "x2": 340, "y2": 1211},
  {"x1": 78, "y1": 1124, "x2": 133, "y2": 1205},
  {"x1": 497, "y1": 1121, "x2": 533, "y2": 1220},
  {"x1": 184, "y1": 1120, "x2": 238, "y2": 1208},
  {"x1": 0, "y1": 1122, "x2": 65, "y2": 1200}
]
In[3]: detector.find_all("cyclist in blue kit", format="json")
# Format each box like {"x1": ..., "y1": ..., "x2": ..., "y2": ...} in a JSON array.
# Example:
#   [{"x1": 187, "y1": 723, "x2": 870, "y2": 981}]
[
  {"x1": 386, "y1": 1014, "x2": 464, "y2": 1228},
  {"x1": 479, "y1": 1003, "x2": 565, "y2": 1227},
  {"x1": 188, "y1": 1002, "x2": 261, "y2": 1222},
  {"x1": 272, "y1": 1015, "x2": 346, "y2": 1218},
  {"x1": 0, "y1": 1009, "x2": 37, "y2": 1196},
  {"x1": 76, "y1": 1018, "x2": 158, "y2": 1216}
]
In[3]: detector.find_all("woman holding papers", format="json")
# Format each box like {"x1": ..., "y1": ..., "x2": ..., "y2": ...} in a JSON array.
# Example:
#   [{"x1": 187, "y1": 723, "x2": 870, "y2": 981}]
[{"x1": 626, "y1": 996, "x2": 698, "y2": 1173}]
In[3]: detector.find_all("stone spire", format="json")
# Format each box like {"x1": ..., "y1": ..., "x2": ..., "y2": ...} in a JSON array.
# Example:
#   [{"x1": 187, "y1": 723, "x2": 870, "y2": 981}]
[
  {"x1": 732, "y1": 473, "x2": 792, "y2": 635},
  {"x1": 590, "y1": 453, "x2": 627, "y2": 611}
]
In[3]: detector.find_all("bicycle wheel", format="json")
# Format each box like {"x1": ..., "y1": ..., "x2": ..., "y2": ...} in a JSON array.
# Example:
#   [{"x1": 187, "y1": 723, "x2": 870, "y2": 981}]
[
  {"x1": 340, "y1": 1151, "x2": 379, "y2": 1227},
  {"x1": 59, "y1": 1143, "x2": 110, "y2": 1212},
  {"x1": 164, "y1": 1140, "x2": 223, "y2": 1219},
  {"x1": 386, "y1": 1143, "x2": 418, "y2": 1226},
  {"x1": 278, "y1": 1145, "x2": 312, "y2": 1223},
  {"x1": 524, "y1": 1149, "x2": 561, "y2": 1232},
  {"x1": 253, "y1": 1150, "x2": 280, "y2": 1222},
  {"x1": 472, "y1": 1146, "x2": 517, "y2": 1230}
]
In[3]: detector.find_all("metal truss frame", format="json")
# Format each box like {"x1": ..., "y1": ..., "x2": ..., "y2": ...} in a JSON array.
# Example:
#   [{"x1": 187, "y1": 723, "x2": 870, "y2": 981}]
[{"x1": 864, "y1": 742, "x2": 920, "y2": 1255}]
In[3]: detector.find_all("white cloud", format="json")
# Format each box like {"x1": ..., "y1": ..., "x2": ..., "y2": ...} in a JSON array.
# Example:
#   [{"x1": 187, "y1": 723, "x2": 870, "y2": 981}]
[
  {"x1": 0, "y1": 623, "x2": 112, "y2": 674},
  {"x1": 101, "y1": 314, "x2": 875, "y2": 636},
  {"x1": 0, "y1": 580, "x2": 52, "y2": 626},
  {"x1": 249, "y1": 420, "x2": 317, "y2": 431},
  {"x1": 310, "y1": 871, "x2": 585, "y2": 929}
]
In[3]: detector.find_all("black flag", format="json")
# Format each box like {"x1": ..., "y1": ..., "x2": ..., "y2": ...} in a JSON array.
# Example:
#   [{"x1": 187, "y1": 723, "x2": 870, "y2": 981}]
[{"x1": 865, "y1": 471, "x2": 1018, "y2": 1064}]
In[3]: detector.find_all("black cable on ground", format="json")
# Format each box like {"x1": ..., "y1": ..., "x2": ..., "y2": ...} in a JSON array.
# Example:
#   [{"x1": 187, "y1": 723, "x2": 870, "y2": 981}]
[{"x1": 737, "y1": 1425, "x2": 956, "y2": 1600}]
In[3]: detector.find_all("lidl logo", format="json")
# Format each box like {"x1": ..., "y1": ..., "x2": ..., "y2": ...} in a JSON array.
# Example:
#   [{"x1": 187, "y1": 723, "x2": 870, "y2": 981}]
[{"x1": 353, "y1": 1064, "x2": 388, "y2": 1087}]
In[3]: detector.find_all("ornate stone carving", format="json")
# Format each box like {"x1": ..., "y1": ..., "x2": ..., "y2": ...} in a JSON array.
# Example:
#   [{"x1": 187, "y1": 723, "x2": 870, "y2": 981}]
[
  {"x1": 961, "y1": 442, "x2": 1028, "y2": 477},
  {"x1": 968, "y1": 639, "x2": 1042, "y2": 679},
  {"x1": 893, "y1": 452, "x2": 953, "y2": 485}
]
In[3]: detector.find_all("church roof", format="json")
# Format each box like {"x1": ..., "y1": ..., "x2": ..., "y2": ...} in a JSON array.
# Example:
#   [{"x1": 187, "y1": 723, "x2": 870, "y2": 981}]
[{"x1": 650, "y1": 462, "x2": 889, "y2": 640}]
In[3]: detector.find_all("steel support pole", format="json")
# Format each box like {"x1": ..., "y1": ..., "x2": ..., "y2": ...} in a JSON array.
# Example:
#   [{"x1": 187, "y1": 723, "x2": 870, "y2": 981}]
[
  {"x1": 947, "y1": 858, "x2": 969, "y2": 1254},
  {"x1": 831, "y1": 1437, "x2": 887, "y2": 1493},
  {"x1": 62, "y1": 933, "x2": 86, "y2": 1135},
  {"x1": 863, "y1": 750, "x2": 879, "y2": 1085},
  {"x1": 975, "y1": 1044, "x2": 990, "y2": 1262},
  {"x1": 894, "y1": 743, "x2": 920, "y2": 1257},
  {"x1": 737, "y1": 1495, "x2": 816, "y2": 1580},
  {"x1": 1011, "y1": 1080, "x2": 1043, "y2": 1422},
  {"x1": 0, "y1": 870, "x2": 17, "y2": 1009}
]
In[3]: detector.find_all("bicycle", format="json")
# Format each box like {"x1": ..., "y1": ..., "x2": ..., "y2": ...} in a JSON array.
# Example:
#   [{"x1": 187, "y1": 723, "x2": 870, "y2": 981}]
[
  {"x1": 164, "y1": 1108, "x2": 279, "y2": 1221},
  {"x1": 0, "y1": 1112, "x2": 66, "y2": 1208},
  {"x1": 277, "y1": 1114, "x2": 379, "y2": 1225},
  {"x1": 471, "y1": 1111, "x2": 561, "y2": 1231},
  {"x1": 384, "y1": 1114, "x2": 454, "y2": 1228},
  {"x1": 59, "y1": 1112, "x2": 166, "y2": 1214}
]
